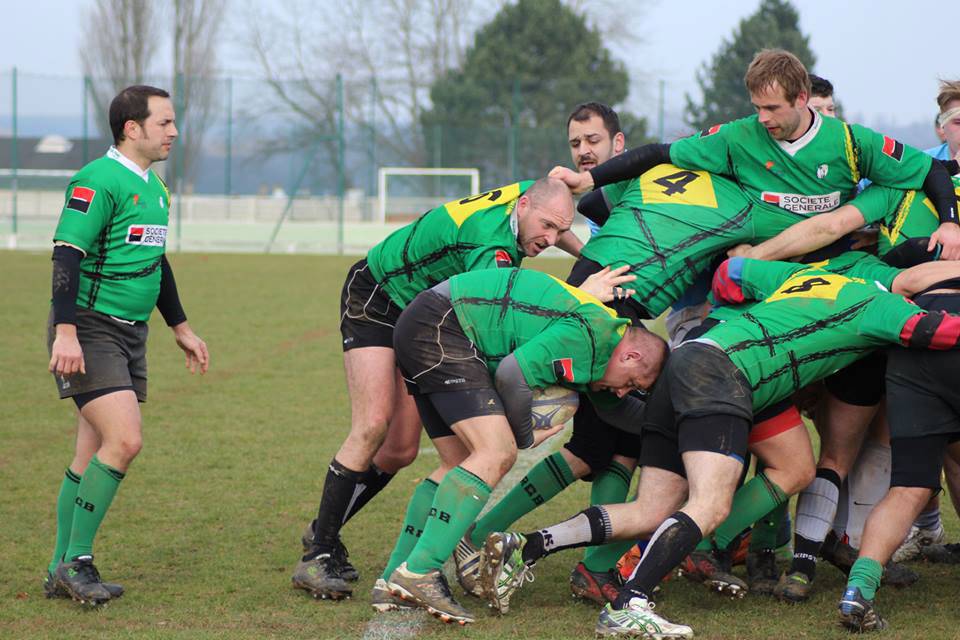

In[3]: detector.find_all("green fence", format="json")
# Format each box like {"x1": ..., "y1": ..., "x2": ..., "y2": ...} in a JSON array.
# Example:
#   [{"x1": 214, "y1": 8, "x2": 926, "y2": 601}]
[{"x1": 0, "y1": 69, "x2": 663, "y2": 253}]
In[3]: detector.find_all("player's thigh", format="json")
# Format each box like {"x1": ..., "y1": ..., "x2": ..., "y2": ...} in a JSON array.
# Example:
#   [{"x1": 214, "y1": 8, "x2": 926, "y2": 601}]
[
  {"x1": 343, "y1": 346, "x2": 397, "y2": 426},
  {"x1": 815, "y1": 390, "x2": 877, "y2": 471},
  {"x1": 79, "y1": 389, "x2": 142, "y2": 468},
  {"x1": 749, "y1": 421, "x2": 815, "y2": 494}
]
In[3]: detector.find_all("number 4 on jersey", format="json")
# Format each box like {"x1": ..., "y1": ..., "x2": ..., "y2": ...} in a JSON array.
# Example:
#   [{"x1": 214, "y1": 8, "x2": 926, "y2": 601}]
[{"x1": 639, "y1": 164, "x2": 718, "y2": 208}]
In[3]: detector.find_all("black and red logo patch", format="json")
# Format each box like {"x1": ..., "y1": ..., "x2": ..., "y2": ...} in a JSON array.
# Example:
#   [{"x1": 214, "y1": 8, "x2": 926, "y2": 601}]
[
  {"x1": 552, "y1": 357, "x2": 575, "y2": 383},
  {"x1": 66, "y1": 186, "x2": 96, "y2": 214},
  {"x1": 881, "y1": 136, "x2": 904, "y2": 162},
  {"x1": 700, "y1": 124, "x2": 722, "y2": 137},
  {"x1": 127, "y1": 226, "x2": 145, "y2": 243},
  {"x1": 494, "y1": 249, "x2": 513, "y2": 268}
]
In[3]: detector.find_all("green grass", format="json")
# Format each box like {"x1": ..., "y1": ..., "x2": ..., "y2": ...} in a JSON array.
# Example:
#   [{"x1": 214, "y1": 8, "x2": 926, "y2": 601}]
[{"x1": 2, "y1": 250, "x2": 958, "y2": 639}]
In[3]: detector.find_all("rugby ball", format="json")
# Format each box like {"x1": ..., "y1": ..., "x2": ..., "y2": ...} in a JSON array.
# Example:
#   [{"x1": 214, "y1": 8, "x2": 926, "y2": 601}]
[{"x1": 531, "y1": 385, "x2": 579, "y2": 430}]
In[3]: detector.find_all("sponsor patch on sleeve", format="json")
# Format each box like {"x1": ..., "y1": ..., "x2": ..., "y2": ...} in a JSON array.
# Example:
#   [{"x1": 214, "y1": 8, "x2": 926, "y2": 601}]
[
  {"x1": 700, "y1": 124, "x2": 722, "y2": 137},
  {"x1": 552, "y1": 357, "x2": 575, "y2": 383},
  {"x1": 66, "y1": 186, "x2": 96, "y2": 214},
  {"x1": 126, "y1": 224, "x2": 168, "y2": 247},
  {"x1": 494, "y1": 249, "x2": 513, "y2": 268},
  {"x1": 881, "y1": 136, "x2": 905, "y2": 162}
]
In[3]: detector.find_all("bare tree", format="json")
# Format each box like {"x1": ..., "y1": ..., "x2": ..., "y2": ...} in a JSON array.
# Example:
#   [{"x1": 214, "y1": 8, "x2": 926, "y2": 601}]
[{"x1": 79, "y1": 0, "x2": 161, "y2": 138}]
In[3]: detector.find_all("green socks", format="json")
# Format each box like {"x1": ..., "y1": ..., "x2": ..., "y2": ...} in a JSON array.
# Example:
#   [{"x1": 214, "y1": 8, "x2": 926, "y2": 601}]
[
  {"x1": 48, "y1": 468, "x2": 82, "y2": 573},
  {"x1": 406, "y1": 466, "x2": 491, "y2": 575},
  {"x1": 64, "y1": 456, "x2": 125, "y2": 560},
  {"x1": 583, "y1": 461, "x2": 634, "y2": 572},
  {"x1": 749, "y1": 500, "x2": 790, "y2": 551},
  {"x1": 381, "y1": 478, "x2": 439, "y2": 580},
  {"x1": 847, "y1": 557, "x2": 883, "y2": 600},
  {"x1": 470, "y1": 452, "x2": 575, "y2": 547},
  {"x1": 711, "y1": 472, "x2": 788, "y2": 550}
]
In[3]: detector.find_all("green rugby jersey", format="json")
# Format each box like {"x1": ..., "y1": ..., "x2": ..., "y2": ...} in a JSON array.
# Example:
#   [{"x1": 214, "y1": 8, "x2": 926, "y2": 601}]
[
  {"x1": 670, "y1": 112, "x2": 933, "y2": 220},
  {"x1": 447, "y1": 268, "x2": 629, "y2": 391},
  {"x1": 701, "y1": 255, "x2": 914, "y2": 412},
  {"x1": 53, "y1": 147, "x2": 171, "y2": 322},
  {"x1": 582, "y1": 164, "x2": 759, "y2": 316},
  {"x1": 855, "y1": 176, "x2": 960, "y2": 257},
  {"x1": 367, "y1": 182, "x2": 532, "y2": 307}
]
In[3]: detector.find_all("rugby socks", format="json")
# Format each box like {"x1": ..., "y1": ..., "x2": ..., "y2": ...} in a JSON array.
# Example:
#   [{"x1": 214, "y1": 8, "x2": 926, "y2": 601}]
[
  {"x1": 914, "y1": 506, "x2": 942, "y2": 531},
  {"x1": 381, "y1": 478, "x2": 438, "y2": 580},
  {"x1": 615, "y1": 511, "x2": 702, "y2": 608},
  {"x1": 749, "y1": 501, "x2": 789, "y2": 552},
  {"x1": 469, "y1": 452, "x2": 575, "y2": 547},
  {"x1": 790, "y1": 467, "x2": 842, "y2": 580},
  {"x1": 711, "y1": 472, "x2": 788, "y2": 550},
  {"x1": 308, "y1": 458, "x2": 365, "y2": 557},
  {"x1": 64, "y1": 456, "x2": 125, "y2": 560},
  {"x1": 520, "y1": 505, "x2": 611, "y2": 565},
  {"x1": 48, "y1": 468, "x2": 82, "y2": 573},
  {"x1": 342, "y1": 464, "x2": 394, "y2": 525},
  {"x1": 583, "y1": 461, "x2": 634, "y2": 573},
  {"x1": 846, "y1": 557, "x2": 883, "y2": 601},
  {"x1": 404, "y1": 466, "x2": 490, "y2": 575}
]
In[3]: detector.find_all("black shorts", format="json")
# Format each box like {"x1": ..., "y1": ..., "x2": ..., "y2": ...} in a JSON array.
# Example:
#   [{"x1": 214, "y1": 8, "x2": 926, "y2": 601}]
[
  {"x1": 889, "y1": 433, "x2": 960, "y2": 489},
  {"x1": 393, "y1": 289, "x2": 504, "y2": 437},
  {"x1": 639, "y1": 341, "x2": 752, "y2": 475},
  {"x1": 563, "y1": 395, "x2": 644, "y2": 476},
  {"x1": 48, "y1": 307, "x2": 149, "y2": 402},
  {"x1": 339, "y1": 258, "x2": 403, "y2": 351},
  {"x1": 886, "y1": 348, "x2": 960, "y2": 441},
  {"x1": 566, "y1": 257, "x2": 651, "y2": 325},
  {"x1": 824, "y1": 350, "x2": 886, "y2": 407}
]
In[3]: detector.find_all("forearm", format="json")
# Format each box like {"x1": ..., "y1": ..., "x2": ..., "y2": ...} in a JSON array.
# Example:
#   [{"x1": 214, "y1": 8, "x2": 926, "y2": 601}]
[
  {"x1": 923, "y1": 159, "x2": 959, "y2": 225},
  {"x1": 746, "y1": 206, "x2": 865, "y2": 261},
  {"x1": 556, "y1": 229, "x2": 583, "y2": 258},
  {"x1": 892, "y1": 260, "x2": 960, "y2": 297},
  {"x1": 494, "y1": 354, "x2": 535, "y2": 449},
  {"x1": 51, "y1": 244, "x2": 83, "y2": 325},
  {"x1": 589, "y1": 143, "x2": 671, "y2": 189},
  {"x1": 157, "y1": 255, "x2": 187, "y2": 326}
]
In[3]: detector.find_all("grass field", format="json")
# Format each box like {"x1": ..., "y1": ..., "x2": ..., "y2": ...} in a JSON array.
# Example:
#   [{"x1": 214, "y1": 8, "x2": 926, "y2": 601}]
[{"x1": 3, "y1": 250, "x2": 959, "y2": 639}]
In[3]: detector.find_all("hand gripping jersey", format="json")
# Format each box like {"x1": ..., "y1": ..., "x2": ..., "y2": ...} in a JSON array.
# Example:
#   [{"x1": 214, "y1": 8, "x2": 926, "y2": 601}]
[
  {"x1": 701, "y1": 254, "x2": 917, "y2": 412},
  {"x1": 581, "y1": 165, "x2": 767, "y2": 317},
  {"x1": 670, "y1": 111, "x2": 934, "y2": 220},
  {"x1": 447, "y1": 268, "x2": 630, "y2": 390},
  {"x1": 366, "y1": 182, "x2": 531, "y2": 308},
  {"x1": 53, "y1": 147, "x2": 171, "y2": 322},
  {"x1": 855, "y1": 176, "x2": 960, "y2": 257}
]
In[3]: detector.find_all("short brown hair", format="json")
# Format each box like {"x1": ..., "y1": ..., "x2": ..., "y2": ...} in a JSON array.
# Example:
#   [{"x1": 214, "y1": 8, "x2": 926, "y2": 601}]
[
  {"x1": 744, "y1": 49, "x2": 811, "y2": 103},
  {"x1": 936, "y1": 79, "x2": 960, "y2": 112}
]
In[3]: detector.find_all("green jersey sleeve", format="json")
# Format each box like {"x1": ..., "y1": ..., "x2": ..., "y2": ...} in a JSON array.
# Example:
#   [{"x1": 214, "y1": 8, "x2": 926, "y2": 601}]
[
  {"x1": 668, "y1": 122, "x2": 733, "y2": 175},
  {"x1": 600, "y1": 179, "x2": 635, "y2": 210},
  {"x1": 852, "y1": 124, "x2": 933, "y2": 190},
  {"x1": 53, "y1": 171, "x2": 116, "y2": 253},
  {"x1": 512, "y1": 318, "x2": 621, "y2": 390},
  {"x1": 848, "y1": 184, "x2": 906, "y2": 225},
  {"x1": 858, "y1": 293, "x2": 925, "y2": 343},
  {"x1": 711, "y1": 257, "x2": 806, "y2": 306},
  {"x1": 812, "y1": 251, "x2": 902, "y2": 290},
  {"x1": 463, "y1": 245, "x2": 518, "y2": 271}
]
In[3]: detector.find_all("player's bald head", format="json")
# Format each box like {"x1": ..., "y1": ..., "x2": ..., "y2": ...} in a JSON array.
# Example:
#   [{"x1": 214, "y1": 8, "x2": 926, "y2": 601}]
[{"x1": 526, "y1": 177, "x2": 573, "y2": 208}]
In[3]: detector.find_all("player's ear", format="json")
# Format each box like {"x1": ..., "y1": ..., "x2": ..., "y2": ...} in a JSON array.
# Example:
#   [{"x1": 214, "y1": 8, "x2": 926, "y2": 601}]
[{"x1": 613, "y1": 132, "x2": 625, "y2": 154}]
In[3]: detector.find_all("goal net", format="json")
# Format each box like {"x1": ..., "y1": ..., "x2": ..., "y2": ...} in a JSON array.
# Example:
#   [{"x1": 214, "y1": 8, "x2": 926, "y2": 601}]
[{"x1": 377, "y1": 167, "x2": 480, "y2": 223}]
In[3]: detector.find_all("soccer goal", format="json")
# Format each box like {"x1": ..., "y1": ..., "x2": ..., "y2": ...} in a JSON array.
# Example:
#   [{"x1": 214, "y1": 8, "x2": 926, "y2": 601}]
[{"x1": 377, "y1": 167, "x2": 480, "y2": 224}]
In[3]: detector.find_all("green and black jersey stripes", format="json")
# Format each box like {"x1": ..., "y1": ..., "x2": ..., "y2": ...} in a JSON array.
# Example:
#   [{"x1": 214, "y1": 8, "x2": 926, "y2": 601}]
[
  {"x1": 702, "y1": 256, "x2": 917, "y2": 412},
  {"x1": 857, "y1": 176, "x2": 960, "y2": 257},
  {"x1": 53, "y1": 147, "x2": 171, "y2": 322},
  {"x1": 582, "y1": 164, "x2": 763, "y2": 316},
  {"x1": 366, "y1": 182, "x2": 532, "y2": 308},
  {"x1": 447, "y1": 268, "x2": 629, "y2": 391}
]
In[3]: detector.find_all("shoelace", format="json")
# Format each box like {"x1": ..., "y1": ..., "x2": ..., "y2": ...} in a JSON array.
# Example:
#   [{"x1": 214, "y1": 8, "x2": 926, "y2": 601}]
[{"x1": 74, "y1": 560, "x2": 102, "y2": 584}]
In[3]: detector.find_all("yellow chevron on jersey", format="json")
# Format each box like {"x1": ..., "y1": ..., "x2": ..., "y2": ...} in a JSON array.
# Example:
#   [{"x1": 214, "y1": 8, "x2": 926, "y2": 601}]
[
  {"x1": 767, "y1": 271, "x2": 860, "y2": 303},
  {"x1": 842, "y1": 124, "x2": 861, "y2": 185},
  {"x1": 639, "y1": 164, "x2": 718, "y2": 208},
  {"x1": 444, "y1": 183, "x2": 521, "y2": 227},
  {"x1": 546, "y1": 274, "x2": 621, "y2": 321}
]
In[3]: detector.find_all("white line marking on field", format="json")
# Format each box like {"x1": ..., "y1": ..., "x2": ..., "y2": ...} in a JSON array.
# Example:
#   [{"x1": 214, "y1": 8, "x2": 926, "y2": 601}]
[{"x1": 360, "y1": 439, "x2": 560, "y2": 640}]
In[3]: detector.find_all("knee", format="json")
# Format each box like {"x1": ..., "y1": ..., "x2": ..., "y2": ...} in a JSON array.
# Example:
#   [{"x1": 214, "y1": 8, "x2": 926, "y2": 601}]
[
  {"x1": 376, "y1": 445, "x2": 419, "y2": 473},
  {"x1": 794, "y1": 463, "x2": 817, "y2": 494},
  {"x1": 107, "y1": 431, "x2": 142, "y2": 465}
]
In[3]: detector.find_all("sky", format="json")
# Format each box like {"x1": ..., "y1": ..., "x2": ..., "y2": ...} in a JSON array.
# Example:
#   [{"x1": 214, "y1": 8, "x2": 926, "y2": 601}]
[{"x1": 1, "y1": 0, "x2": 954, "y2": 141}]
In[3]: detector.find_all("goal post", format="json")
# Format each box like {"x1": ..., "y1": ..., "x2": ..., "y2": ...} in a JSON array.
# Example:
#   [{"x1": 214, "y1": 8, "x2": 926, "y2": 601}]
[{"x1": 377, "y1": 167, "x2": 480, "y2": 224}]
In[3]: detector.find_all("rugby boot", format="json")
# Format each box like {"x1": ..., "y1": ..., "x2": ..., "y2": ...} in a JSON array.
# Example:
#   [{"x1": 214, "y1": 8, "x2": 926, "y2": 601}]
[
  {"x1": 820, "y1": 530, "x2": 857, "y2": 574},
  {"x1": 881, "y1": 559, "x2": 918, "y2": 588},
  {"x1": 291, "y1": 552, "x2": 352, "y2": 600},
  {"x1": 479, "y1": 531, "x2": 536, "y2": 614},
  {"x1": 920, "y1": 542, "x2": 960, "y2": 564},
  {"x1": 570, "y1": 561, "x2": 621, "y2": 604},
  {"x1": 773, "y1": 570, "x2": 812, "y2": 603},
  {"x1": 44, "y1": 569, "x2": 123, "y2": 599},
  {"x1": 54, "y1": 556, "x2": 112, "y2": 606},
  {"x1": 838, "y1": 586, "x2": 887, "y2": 632},
  {"x1": 387, "y1": 562, "x2": 475, "y2": 625},
  {"x1": 370, "y1": 578, "x2": 415, "y2": 612},
  {"x1": 301, "y1": 521, "x2": 358, "y2": 582},
  {"x1": 745, "y1": 549, "x2": 778, "y2": 597},
  {"x1": 892, "y1": 523, "x2": 945, "y2": 563},
  {"x1": 454, "y1": 525, "x2": 483, "y2": 598},
  {"x1": 595, "y1": 598, "x2": 694, "y2": 638},
  {"x1": 678, "y1": 549, "x2": 747, "y2": 598}
]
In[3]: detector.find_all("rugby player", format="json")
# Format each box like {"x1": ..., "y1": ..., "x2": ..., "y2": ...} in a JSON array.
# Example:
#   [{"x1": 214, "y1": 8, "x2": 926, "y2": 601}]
[
  {"x1": 378, "y1": 267, "x2": 666, "y2": 624},
  {"x1": 808, "y1": 74, "x2": 837, "y2": 118},
  {"x1": 481, "y1": 252, "x2": 960, "y2": 637},
  {"x1": 45, "y1": 85, "x2": 209, "y2": 606},
  {"x1": 293, "y1": 178, "x2": 580, "y2": 600}
]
